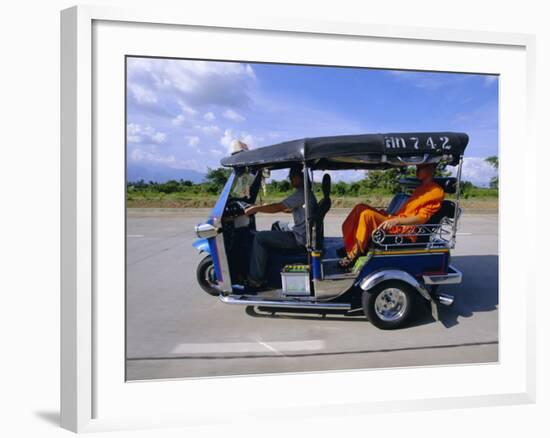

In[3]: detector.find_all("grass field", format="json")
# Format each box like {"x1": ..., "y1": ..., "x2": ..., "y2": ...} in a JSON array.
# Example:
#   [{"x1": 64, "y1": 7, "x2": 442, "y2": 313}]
[{"x1": 126, "y1": 192, "x2": 498, "y2": 212}]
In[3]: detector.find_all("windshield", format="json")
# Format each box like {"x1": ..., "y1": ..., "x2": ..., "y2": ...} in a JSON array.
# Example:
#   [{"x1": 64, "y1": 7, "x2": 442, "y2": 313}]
[{"x1": 230, "y1": 171, "x2": 255, "y2": 199}]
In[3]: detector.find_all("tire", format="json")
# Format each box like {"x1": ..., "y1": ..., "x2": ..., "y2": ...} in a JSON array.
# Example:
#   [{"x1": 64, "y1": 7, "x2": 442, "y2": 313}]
[
  {"x1": 362, "y1": 280, "x2": 416, "y2": 330},
  {"x1": 196, "y1": 255, "x2": 219, "y2": 296}
]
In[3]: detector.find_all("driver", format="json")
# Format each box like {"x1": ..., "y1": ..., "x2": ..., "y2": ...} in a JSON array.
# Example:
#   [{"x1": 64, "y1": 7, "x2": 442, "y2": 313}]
[
  {"x1": 243, "y1": 166, "x2": 318, "y2": 290},
  {"x1": 339, "y1": 163, "x2": 444, "y2": 269}
]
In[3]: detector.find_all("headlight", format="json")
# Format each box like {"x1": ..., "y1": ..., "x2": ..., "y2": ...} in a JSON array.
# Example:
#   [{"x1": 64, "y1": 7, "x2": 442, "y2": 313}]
[{"x1": 195, "y1": 223, "x2": 218, "y2": 239}]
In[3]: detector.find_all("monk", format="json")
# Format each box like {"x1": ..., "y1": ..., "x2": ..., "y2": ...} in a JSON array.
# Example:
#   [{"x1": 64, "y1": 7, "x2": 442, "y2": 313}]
[{"x1": 339, "y1": 163, "x2": 444, "y2": 268}]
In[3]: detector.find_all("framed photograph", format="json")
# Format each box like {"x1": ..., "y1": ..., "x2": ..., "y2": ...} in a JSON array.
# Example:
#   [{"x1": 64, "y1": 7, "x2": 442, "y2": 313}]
[{"x1": 61, "y1": 5, "x2": 536, "y2": 433}]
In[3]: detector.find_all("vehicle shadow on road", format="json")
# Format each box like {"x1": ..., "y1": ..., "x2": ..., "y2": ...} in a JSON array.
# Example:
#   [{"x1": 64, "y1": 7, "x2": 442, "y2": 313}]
[
  {"x1": 411, "y1": 254, "x2": 498, "y2": 329},
  {"x1": 243, "y1": 255, "x2": 498, "y2": 330}
]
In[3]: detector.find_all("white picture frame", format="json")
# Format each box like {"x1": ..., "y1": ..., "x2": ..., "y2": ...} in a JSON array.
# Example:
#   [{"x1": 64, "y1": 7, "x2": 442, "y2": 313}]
[{"x1": 60, "y1": 4, "x2": 537, "y2": 433}]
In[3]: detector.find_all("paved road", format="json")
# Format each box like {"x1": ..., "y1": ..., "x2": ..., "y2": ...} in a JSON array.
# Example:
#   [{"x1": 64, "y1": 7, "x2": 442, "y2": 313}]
[{"x1": 126, "y1": 209, "x2": 498, "y2": 380}]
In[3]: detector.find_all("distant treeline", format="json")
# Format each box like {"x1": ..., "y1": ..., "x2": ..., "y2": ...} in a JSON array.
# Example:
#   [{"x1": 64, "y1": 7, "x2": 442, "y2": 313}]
[{"x1": 127, "y1": 158, "x2": 498, "y2": 199}]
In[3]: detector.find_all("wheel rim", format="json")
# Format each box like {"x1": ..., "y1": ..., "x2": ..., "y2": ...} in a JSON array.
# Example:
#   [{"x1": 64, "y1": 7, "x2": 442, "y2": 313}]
[
  {"x1": 374, "y1": 287, "x2": 408, "y2": 322},
  {"x1": 204, "y1": 264, "x2": 216, "y2": 287}
]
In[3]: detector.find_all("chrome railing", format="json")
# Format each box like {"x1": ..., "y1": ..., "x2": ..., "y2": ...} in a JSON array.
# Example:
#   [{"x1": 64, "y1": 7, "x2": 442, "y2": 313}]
[{"x1": 371, "y1": 215, "x2": 458, "y2": 250}]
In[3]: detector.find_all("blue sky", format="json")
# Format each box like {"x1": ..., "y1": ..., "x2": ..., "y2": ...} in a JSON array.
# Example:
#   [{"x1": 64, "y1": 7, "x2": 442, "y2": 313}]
[{"x1": 126, "y1": 57, "x2": 498, "y2": 186}]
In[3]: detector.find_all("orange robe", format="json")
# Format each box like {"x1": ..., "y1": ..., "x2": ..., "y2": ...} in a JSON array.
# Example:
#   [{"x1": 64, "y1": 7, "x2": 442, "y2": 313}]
[{"x1": 342, "y1": 181, "x2": 444, "y2": 257}]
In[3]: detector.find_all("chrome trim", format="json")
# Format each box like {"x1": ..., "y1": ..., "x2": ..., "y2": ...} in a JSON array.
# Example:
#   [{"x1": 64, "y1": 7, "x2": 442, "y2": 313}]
[
  {"x1": 371, "y1": 220, "x2": 455, "y2": 250},
  {"x1": 313, "y1": 277, "x2": 355, "y2": 300},
  {"x1": 219, "y1": 295, "x2": 351, "y2": 310},
  {"x1": 371, "y1": 251, "x2": 447, "y2": 258},
  {"x1": 359, "y1": 269, "x2": 432, "y2": 303},
  {"x1": 195, "y1": 222, "x2": 218, "y2": 239},
  {"x1": 423, "y1": 265, "x2": 463, "y2": 285},
  {"x1": 436, "y1": 293, "x2": 455, "y2": 306},
  {"x1": 452, "y1": 156, "x2": 463, "y2": 243},
  {"x1": 374, "y1": 287, "x2": 408, "y2": 322},
  {"x1": 430, "y1": 300, "x2": 439, "y2": 321}
]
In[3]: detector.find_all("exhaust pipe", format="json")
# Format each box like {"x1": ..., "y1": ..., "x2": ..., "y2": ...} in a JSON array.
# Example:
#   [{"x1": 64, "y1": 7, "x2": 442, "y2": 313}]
[{"x1": 436, "y1": 293, "x2": 454, "y2": 306}]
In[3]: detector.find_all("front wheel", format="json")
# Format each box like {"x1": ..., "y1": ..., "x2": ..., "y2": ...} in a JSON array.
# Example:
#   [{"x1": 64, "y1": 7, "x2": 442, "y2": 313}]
[
  {"x1": 362, "y1": 280, "x2": 416, "y2": 330},
  {"x1": 196, "y1": 255, "x2": 219, "y2": 296}
]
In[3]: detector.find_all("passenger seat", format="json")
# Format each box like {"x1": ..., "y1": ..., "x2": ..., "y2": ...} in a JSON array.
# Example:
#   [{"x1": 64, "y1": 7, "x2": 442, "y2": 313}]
[{"x1": 386, "y1": 193, "x2": 410, "y2": 215}]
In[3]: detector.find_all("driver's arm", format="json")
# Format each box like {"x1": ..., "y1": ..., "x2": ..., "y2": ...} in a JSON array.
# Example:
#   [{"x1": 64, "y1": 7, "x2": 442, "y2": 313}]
[{"x1": 244, "y1": 202, "x2": 286, "y2": 215}]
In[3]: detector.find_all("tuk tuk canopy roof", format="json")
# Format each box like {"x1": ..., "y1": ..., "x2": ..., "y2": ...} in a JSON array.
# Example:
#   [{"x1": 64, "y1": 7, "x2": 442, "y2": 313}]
[{"x1": 220, "y1": 132, "x2": 469, "y2": 170}]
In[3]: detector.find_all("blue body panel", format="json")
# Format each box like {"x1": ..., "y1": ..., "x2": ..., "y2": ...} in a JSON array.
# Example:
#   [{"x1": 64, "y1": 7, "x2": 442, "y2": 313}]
[
  {"x1": 192, "y1": 238, "x2": 210, "y2": 254},
  {"x1": 204, "y1": 172, "x2": 236, "y2": 283},
  {"x1": 355, "y1": 251, "x2": 450, "y2": 287},
  {"x1": 208, "y1": 238, "x2": 222, "y2": 281}
]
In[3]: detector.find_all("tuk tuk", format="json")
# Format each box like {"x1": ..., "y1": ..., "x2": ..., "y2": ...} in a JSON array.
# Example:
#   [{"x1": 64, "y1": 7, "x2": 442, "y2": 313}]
[{"x1": 193, "y1": 132, "x2": 468, "y2": 329}]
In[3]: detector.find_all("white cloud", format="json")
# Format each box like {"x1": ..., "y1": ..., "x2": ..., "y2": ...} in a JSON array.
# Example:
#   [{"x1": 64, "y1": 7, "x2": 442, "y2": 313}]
[
  {"x1": 127, "y1": 134, "x2": 141, "y2": 144},
  {"x1": 268, "y1": 169, "x2": 365, "y2": 183},
  {"x1": 126, "y1": 123, "x2": 167, "y2": 144},
  {"x1": 323, "y1": 170, "x2": 365, "y2": 183},
  {"x1": 128, "y1": 83, "x2": 157, "y2": 104},
  {"x1": 130, "y1": 148, "x2": 204, "y2": 172},
  {"x1": 223, "y1": 109, "x2": 245, "y2": 122},
  {"x1": 127, "y1": 123, "x2": 141, "y2": 137},
  {"x1": 127, "y1": 58, "x2": 257, "y2": 108},
  {"x1": 195, "y1": 124, "x2": 220, "y2": 135},
  {"x1": 151, "y1": 132, "x2": 166, "y2": 144},
  {"x1": 179, "y1": 101, "x2": 198, "y2": 116},
  {"x1": 130, "y1": 149, "x2": 175, "y2": 165},
  {"x1": 220, "y1": 129, "x2": 234, "y2": 149},
  {"x1": 171, "y1": 114, "x2": 185, "y2": 126},
  {"x1": 203, "y1": 112, "x2": 216, "y2": 121},
  {"x1": 448, "y1": 157, "x2": 497, "y2": 187},
  {"x1": 185, "y1": 136, "x2": 200, "y2": 147}
]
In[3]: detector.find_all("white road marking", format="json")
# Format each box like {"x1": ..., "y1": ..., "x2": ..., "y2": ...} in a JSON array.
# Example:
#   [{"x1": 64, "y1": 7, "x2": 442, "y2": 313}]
[
  {"x1": 127, "y1": 234, "x2": 145, "y2": 238},
  {"x1": 170, "y1": 340, "x2": 325, "y2": 354},
  {"x1": 258, "y1": 341, "x2": 284, "y2": 356},
  {"x1": 456, "y1": 232, "x2": 473, "y2": 235}
]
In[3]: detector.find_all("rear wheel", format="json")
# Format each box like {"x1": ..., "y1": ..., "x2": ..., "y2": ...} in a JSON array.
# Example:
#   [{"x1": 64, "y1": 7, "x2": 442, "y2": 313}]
[
  {"x1": 362, "y1": 280, "x2": 416, "y2": 329},
  {"x1": 196, "y1": 255, "x2": 219, "y2": 296}
]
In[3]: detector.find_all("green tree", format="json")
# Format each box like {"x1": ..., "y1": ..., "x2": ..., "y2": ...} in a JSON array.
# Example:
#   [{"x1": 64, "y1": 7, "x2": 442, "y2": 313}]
[
  {"x1": 205, "y1": 167, "x2": 232, "y2": 191},
  {"x1": 460, "y1": 180, "x2": 475, "y2": 198},
  {"x1": 333, "y1": 181, "x2": 349, "y2": 196},
  {"x1": 364, "y1": 168, "x2": 416, "y2": 194},
  {"x1": 435, "y1": 163, "x2": 452, "y2": 178},
  {"x1": 128, "y1": 179, "x2": 148, "y2": 189},
  {"x1": 278, "y1": 179, "x2": 291, "y2": 192},
  {"x1": 485, "y1": 156, "x2": 499, "y2": 189},
  {"x1": 158, "y1": 180, "x2": 181, "y2": 194}
]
